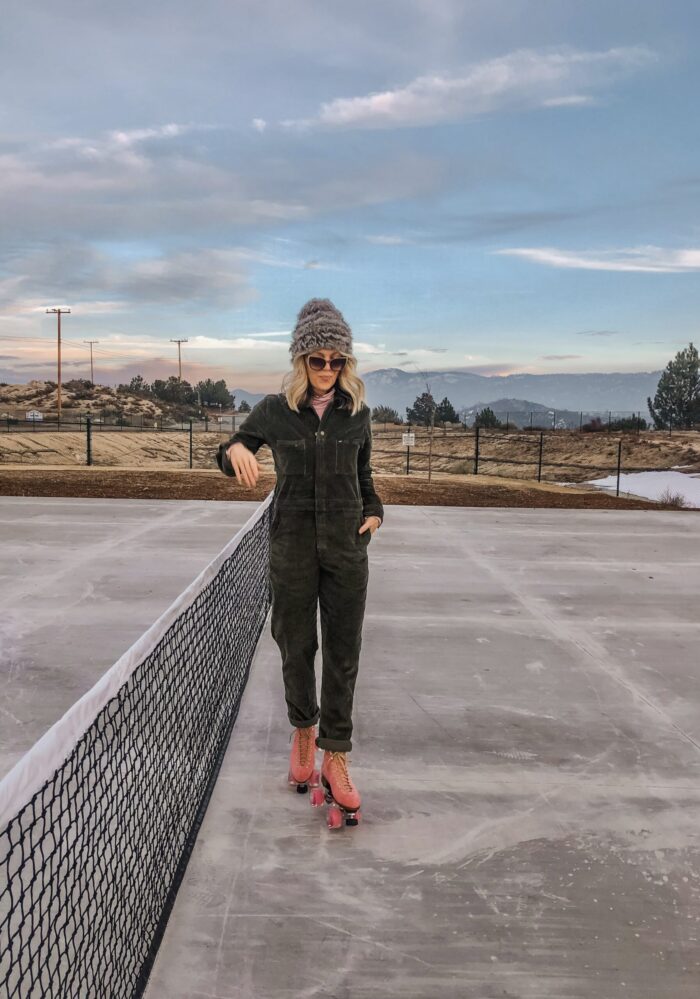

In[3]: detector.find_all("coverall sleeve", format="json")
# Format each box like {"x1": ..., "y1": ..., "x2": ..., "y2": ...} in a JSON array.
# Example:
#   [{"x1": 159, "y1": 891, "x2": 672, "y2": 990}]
[
  {"x1": 358, "y1": 411, "x2": 384, "y2": 523},
  {"x1": 216, "y1": 396, "x2": 270, "y2": 477}
]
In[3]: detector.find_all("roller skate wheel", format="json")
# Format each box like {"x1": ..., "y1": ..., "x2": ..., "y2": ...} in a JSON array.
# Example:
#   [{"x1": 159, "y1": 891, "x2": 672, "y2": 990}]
[
  {"x1": 327, "y1": 805, "x2": 343, "y2": 830},
  {"x1": 310, "y1": 787, "x2": 325, "y2": 808},
  {"x1": 296, "y1": 783, "x2": 308, "y2": 794}
]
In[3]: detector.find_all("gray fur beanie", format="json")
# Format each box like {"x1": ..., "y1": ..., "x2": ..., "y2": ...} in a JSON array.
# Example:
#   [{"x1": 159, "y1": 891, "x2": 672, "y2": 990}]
[{"x1": 289, "y1": 297, "x2": 353, "y2": 359}]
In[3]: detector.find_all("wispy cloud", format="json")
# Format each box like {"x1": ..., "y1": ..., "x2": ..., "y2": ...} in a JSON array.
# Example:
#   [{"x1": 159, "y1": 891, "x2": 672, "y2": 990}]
[
  {"x1": 366, "y1": 209, "x2": 591, "y2": 246},
  {"x1": 541, "y1": 94, "x2": 596, "y2": 107},
  {"x1": 16, "y1": 299, "x2": 126, "y2": 316},
  {"x1": 0, "y1": 242, "x2": 335, "y2": 313},
  {"x1": 0, "y1": 127, "x2": 442, "y2": 250},
  {"x1": 365, "y1": 235, "x2": 411, "y2": 245},
  {"x1": 280, "y1": 45, "x2": 657, "y2": 131},
  {"x1": 0, "y1": 245, "x2": 258, "y2": 310},
  {"x1": 540, "y1": 354, "x2": 584, "y2": 360},
  {"x1": 494, "y1": 246, "x2": 700, "y2": 272},
  {"x1": 43, "y1": 123, "x2": 200, "y2": 160}
]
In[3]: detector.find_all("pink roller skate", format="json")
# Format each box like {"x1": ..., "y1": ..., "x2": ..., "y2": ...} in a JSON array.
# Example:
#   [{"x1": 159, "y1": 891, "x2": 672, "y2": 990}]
[
  {"x1": 310, "y1": 750, "x2": 362, "y2": 829},
  {"x1": 287, "y1": 725, "x2": 320, "y2": 794}
]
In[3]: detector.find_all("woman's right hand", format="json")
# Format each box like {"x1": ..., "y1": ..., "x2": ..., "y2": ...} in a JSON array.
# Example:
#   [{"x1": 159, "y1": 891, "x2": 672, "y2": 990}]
[{"x1": 226, "y1": 442, "x2": 260, "y2": 488}]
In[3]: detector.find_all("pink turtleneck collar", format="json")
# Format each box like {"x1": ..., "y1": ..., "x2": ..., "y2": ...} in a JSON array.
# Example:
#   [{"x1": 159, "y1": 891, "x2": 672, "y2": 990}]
[{"x1": 309, "y1": 386, "x2": 335, "y2": 420}]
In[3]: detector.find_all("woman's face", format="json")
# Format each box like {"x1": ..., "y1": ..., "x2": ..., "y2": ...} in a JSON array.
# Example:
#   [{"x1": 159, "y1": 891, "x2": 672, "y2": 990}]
[{"x1": 305, "y1": 348, "x2": 344, "y2": 394}]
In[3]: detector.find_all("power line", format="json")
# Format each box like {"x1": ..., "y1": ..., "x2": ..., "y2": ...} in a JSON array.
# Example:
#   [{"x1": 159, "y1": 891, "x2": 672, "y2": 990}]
[
  {"x1": 0, "y1": 336, "x2": 149, "y2": 366},
  {"x1": 0, "y1": 332, "x2": 201, "y2": 378}
]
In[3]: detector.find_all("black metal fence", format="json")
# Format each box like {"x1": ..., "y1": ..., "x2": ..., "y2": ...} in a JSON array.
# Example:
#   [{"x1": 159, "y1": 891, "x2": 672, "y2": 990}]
[
  {"x1": 1, "y1": 418, "x2": 219, "y2": 469},
  {"x1": 5, "y1": 408, "x2": 699, "y2": 433},
  {"x1": 2, "y1": 414, "x2": 240, "y2": 433},
  {"x1": 463, "y1": 409, "x2": 651, "y2": 431},
  {"x1": 372, "y1": 425, "x2": 699, "y2": 497},
  {"x1": 378, "y1": 411, "x2": 700, "y2": 433},
  {"x1": 2, "y1": 418, "x2": 698, "y2": 494}
]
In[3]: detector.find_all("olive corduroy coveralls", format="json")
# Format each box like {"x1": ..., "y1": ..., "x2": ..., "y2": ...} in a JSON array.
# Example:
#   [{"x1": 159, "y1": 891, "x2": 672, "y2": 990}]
[{"x1": 216, "y1": 386, "x2": 384, "y2": 753}]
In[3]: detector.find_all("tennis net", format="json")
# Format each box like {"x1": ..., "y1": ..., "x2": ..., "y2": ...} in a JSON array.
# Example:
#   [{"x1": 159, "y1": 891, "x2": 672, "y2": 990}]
[{"x1": 0, "y1": 491, "x2": 274, "y2": 998}]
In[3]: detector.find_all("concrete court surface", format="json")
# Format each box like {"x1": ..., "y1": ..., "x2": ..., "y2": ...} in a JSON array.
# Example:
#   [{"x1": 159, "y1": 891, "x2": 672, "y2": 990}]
[
  {"x1": 0, "y1": 496, "x2": 259, "y2": 779},
  {"x1": 2, "y1": 498, "x2": 699, "y2": 997},
  {"x1": 144, "y1": 505, "x2": 700, "y2": 999}
]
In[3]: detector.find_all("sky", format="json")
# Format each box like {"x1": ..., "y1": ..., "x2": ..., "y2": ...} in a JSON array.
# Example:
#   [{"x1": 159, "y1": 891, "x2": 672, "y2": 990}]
[{"x1": 1, "y1": 0, "x2": 699, "y2": 391}]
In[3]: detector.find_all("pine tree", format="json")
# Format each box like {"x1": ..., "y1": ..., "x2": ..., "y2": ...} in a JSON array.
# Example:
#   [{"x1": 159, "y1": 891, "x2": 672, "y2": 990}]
[
  {"x1": 372, "y1": 404, "x2": 401, "y2": 424},
  {"x1": 117, "y1": 374, "x2": 152, "y2": 395},
  {"x1": 406, "y1": 391, "x2": 436, "y2": 427},
  {"x1": 196, "y1": 378, "x2": 231, "y2": 406},
  {"x1": 475, "y1": 406, "x2": 503, "y2": 429},
  {"x1": 435, "y1": 396, "x2": 459, "y2": 425},
  {"x1": 151, "y1": 376, "x2": 197, "y2": 406},
  {"x1": 647, "y1": 342, "x2": 700, "y2": 429}
]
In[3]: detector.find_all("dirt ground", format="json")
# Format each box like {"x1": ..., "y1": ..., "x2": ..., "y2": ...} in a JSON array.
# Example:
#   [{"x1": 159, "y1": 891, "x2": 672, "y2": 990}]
[{"x1": 0, "y1": 465, "x2": 691, "y2": 510}]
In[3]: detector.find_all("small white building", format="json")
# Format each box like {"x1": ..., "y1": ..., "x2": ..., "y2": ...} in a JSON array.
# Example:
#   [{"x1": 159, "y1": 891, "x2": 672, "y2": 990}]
[{"x1": 26, "y1": 410, "x2": 43, "y2": 421}]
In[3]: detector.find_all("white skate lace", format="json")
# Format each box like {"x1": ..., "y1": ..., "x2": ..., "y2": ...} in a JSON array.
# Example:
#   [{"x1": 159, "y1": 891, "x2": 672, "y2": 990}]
[{"x1": 329, "y1": 751, "x2": 353, "y2": 792}]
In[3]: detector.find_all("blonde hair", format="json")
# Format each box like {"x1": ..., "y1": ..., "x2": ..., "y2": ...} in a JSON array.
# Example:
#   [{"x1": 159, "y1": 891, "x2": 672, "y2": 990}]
[{"x1": 280, "y1": 352, "x2": 366, "y2": 417}]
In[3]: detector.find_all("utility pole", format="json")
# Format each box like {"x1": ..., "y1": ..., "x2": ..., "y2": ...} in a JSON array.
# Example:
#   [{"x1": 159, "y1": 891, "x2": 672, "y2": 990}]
[
  {"x1": 46, "y1": 307, "x2": 71, "y2": 417},
  {"x1": 170, "y1": 338, "x2": 188, "y2": 381},
  {"x1": 83, "y1": 340, "x2": 99, "y2": 385}
]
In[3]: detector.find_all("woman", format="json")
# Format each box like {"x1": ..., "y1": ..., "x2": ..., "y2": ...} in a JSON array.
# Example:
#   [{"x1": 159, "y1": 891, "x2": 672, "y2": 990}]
[{"x1": 216, "y1": 298, "x2": 384, "y2": 828}]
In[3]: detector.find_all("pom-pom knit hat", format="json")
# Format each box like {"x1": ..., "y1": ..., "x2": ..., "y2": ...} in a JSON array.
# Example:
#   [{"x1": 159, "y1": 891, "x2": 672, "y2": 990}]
[{"x1": 289, "y1": 297, "x2": 353, "y2": 359}]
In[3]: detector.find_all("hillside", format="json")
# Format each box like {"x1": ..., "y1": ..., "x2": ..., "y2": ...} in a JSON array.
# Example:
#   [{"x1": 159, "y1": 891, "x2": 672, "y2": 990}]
[
  {"x1": 0, "y1": 379, "x2": 240, "y2": 424},
  {"x1": 0, "y1": 380, "x2": 165, "y2": 420}
]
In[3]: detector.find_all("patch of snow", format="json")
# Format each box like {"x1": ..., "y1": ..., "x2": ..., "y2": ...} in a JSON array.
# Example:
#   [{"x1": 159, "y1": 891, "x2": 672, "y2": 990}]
[{"x1": 585, "y1": 470, "x2": 700, "y2": 508}]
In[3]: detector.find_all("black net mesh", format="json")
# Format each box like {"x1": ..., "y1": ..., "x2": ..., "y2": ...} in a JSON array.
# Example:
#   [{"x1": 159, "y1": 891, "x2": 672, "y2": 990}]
[{"x1": 0, "y1": 502, "x2": 272, "y2": 998}]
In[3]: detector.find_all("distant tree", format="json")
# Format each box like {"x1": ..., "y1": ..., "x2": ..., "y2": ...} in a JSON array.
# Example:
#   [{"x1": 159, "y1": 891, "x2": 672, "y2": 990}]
[
  {"x1": 151, "y1": 376, "x2": 197, "y2": 406},
  {"x1": 474, "y1": 406, "x2": 504, "y2": 429},
  {"x1": 64, "y1": 378, "x2": 94, "y2": 400},
  {"x1": 238, "y1": 400, "x2": 251, "y2": 413},
  {"x1": 406, "y1": 391, "x2": 436, "y2": 427},
  {"x1": 435, "y1": 396, "x2": 459, "y2": 425},
  {"x1": 196, "y1": 378, "x2": 231, "y2": 406},
  {"x1": 581, "y1": 417, "x2": 605, "y2": 433},
  {"x1": 118, "y1": 374, "x2": 152, "y2": 395},
  {"x1": 372, "y1": 405, "x2": 402, "y2": 424},
  {"x1": 609, "y1": 416, "x2": 648, "y2": 432},
  {"x1": 647, "y1": 342, "x2": 700, "y2": 429}
]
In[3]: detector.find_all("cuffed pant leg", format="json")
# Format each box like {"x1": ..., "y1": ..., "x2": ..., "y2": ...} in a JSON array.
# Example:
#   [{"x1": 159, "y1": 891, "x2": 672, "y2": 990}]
[
  {"x1": 269, "y1": 517, "x2": 321, "y2": 729},
  {"x1": 316, "y1": 547, "x2": 368, "y2": 753}
]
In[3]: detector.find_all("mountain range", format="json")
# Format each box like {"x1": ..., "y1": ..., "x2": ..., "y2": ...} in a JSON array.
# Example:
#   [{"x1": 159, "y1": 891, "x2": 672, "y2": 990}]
[{"x1": 233, "y1": 368, "x2": 662, "y2": 415}]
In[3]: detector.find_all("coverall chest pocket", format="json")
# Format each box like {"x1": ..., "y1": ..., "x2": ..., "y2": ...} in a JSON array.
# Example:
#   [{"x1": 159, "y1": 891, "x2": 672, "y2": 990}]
[
  {"x1": 276, "y1": 439, "x2": 307, "y2": 475},
  {"x1": 335, "y1": 438, "x2": 362, "y2": 474}
]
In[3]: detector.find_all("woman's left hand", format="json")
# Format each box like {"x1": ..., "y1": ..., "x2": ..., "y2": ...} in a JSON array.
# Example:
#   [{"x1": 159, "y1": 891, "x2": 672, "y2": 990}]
[{"x1": 359, "y1": 515, "x2": 381, "y2": 537}]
